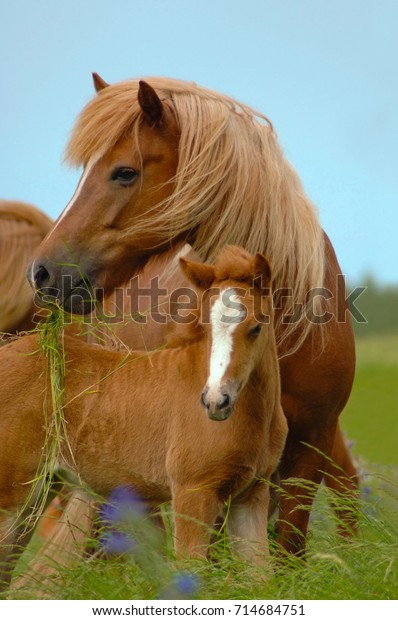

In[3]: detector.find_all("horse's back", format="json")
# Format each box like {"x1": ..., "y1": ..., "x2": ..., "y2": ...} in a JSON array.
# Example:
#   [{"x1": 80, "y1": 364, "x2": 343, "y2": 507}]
[
  {"x1": 0, "y1": 201, "x2": 52, "y2": 333},
  {"x1": 0, "y1": 333, "x2": 48, "y2": 506},
  {"x1": 0, "y1": 333, "x2": 45, "y2": 399}
]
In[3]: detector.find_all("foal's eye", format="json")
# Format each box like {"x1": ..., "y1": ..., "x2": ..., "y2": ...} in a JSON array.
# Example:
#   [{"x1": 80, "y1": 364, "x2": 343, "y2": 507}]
[
  {"x1": 248, "y1": 324, "x2": 262, "y2": 338},
  {"x1": 110, "y1": 167, "x2": 138, "y2": 186}
]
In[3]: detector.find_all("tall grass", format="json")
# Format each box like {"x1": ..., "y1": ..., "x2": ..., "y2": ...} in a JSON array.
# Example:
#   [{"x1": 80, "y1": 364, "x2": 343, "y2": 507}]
[{"x1": 9, "y1": 468, "x2": 398, "y2": 600}]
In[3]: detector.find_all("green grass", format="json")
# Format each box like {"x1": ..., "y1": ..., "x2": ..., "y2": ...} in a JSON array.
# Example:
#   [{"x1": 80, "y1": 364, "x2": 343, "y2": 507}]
[{"x1": 9, "y1": 475, "x2": 398, "y2": 600}]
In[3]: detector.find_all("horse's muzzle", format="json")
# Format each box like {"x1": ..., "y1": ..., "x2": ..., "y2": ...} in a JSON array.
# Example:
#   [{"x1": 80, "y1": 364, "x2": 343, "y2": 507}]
[{"x1": 28, "y1": 258, "x2": 97, "y2": 315}]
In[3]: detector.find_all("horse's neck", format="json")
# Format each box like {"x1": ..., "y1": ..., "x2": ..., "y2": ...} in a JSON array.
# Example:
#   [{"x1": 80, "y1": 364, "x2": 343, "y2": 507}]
[
  {"x1": 124, "y1": 241, "x2": 194, "y2": 287},
  {"x1": 145, "y1": 241, "x2": 194, "y2": 280},
  {"x1": 165, "y1": 314, "x2": 203, "y2": 348}
]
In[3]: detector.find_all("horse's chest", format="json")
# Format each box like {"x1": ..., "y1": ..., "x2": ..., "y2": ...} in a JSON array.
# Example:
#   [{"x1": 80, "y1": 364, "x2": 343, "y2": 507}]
[{"x1": 166, "y1": 421, "x2": 265, "y2": 498}]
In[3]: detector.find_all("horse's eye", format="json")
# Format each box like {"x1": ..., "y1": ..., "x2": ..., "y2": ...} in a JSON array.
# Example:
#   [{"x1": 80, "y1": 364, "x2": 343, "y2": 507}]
[
  {"x1": 248, "y1": 324, "x2": 262, "y2": 338},
  {"x1": 111, "y1": 167, "x2": 138, "y2": 185}
]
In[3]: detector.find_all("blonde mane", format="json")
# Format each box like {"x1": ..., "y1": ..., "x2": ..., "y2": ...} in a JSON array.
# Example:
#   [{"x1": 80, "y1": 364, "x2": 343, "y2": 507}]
[
  {"x1": 66, "y1": 77, "x2": 325, "y2": 353},
  {"x1": 0, "y1": 200, "x2": 52, "y2": 332}
]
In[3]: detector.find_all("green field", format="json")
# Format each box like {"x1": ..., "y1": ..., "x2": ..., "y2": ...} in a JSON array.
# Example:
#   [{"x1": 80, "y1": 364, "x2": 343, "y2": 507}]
[{"x1": 342, "y1": 333, "x2": 398, "y2": 466}]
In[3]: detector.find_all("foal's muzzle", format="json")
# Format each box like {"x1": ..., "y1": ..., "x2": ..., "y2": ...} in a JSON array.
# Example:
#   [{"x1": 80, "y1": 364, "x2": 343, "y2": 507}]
[{"x1": 200, "y1": 384, "x2": 238, "y2": 421}]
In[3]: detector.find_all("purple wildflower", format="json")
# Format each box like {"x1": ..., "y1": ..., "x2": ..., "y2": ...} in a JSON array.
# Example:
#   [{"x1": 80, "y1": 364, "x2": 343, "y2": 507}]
[
  {"x1": 159, "y1": 571, "x2": 201, "y2": 599},
  {"x1": 361, "y1": 485, "x2": 373, "y2": 497},
  {"x1": 100, "y1": 486, "x2": 149, "y2": 524},
  {"x1": 99, "y1": 486, "x2": 148, "y2": 556},
  {"x1": 173, "y1": 571, "x2": 200, "y2": 596},
  {"x1": 99, "y1": 529, "x2": 136, "y2": 555}
]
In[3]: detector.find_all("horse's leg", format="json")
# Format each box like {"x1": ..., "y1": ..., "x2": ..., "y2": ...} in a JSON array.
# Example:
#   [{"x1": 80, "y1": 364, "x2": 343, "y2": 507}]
[
  {"x1": 0, "y1": 512, "x2": 20, "y2": 589},
  {"x1": 276, "y1": 256, "x2": 358, "y2": 553},
  {"x1": 274, "y1": 400, "x2": 338, "y2": 557},
  {"x1": 323, "y1": 422, "x2": 360, "y2": 536},
  {"x1": 0, "y1": 506, "x2": 38, "y2": 591},
  {"x1": 274, "y1": 233, "x2": 358, "y2": 556},
  {"x1": 226, "y1": 481, "x2": 271, "y2": 570},
  {"x1": 172, "y1": 486, "x2": 223, "y2": 559},
  {"x1": 0, "y1": 476, "x2": 55, "y2": 591},
  {"x1": 12, "y1": 489, "x2": 96, "y2": 593},
  {"x1": 275, "y1": 414, "x2": 360, "y2": 555}
]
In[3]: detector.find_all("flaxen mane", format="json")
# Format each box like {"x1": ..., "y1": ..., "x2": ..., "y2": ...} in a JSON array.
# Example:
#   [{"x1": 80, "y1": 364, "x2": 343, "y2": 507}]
[
  {"x1": 66, "y1": 77, "x2": 325, "y2": 352},
  {"x1": 0, "y1": 200, "x2": 52, "y2": 332}
]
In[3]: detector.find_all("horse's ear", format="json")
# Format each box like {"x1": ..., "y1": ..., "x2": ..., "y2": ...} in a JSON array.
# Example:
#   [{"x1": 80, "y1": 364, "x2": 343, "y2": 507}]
[
  {"x1": 138, "y1": 81, "x2": 164, "y2": 127},
  {"x1": 92, "y1": 72, "x2": 109, "y2": 93},
  {"x1": 180, "y1": 258, "x2": 215, "y2": 290},
  {"x1": 252, "y1": 253, "x2": 272, "y2": 292}
]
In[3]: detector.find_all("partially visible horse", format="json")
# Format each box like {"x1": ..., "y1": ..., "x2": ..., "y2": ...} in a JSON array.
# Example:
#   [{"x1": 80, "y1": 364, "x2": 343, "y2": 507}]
[
  {"x1": 0, "y1": 200, "x2": 52, "y2": 336},
  {"x1": 29, "y1": 75, "x2": 359, "y2": 554},
  {"x1": 0, "y1": 247, "x2": 287, "y2": 588}
]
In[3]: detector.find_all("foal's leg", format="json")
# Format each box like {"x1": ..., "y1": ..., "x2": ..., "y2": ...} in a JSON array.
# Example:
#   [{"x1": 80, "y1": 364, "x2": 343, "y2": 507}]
[
  {"x1": 172, "y1": 485, "x2": 223, "y2": 559},
  {"x1": 226, "y1": 481, "x2": 271, "y2": 570}
]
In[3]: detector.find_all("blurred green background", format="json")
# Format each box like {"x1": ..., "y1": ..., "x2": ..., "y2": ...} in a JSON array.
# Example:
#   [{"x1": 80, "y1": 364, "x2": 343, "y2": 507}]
[{"x1": 341, "y1": 281, "x2": 398, "y2": 466}]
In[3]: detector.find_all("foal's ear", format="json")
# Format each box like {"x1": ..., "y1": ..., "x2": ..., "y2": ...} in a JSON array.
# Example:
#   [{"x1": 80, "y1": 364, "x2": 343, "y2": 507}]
[
  {"x1": 138, "y1": 81, "x2": 164, "y2": 127},
  {"x1": 180, "y1": 258, "x2": 216, "y2": 290},
  {"x1": 92, "y1": 72, "x2": 109, "y2": 93},
  {"x1": 252, "y1": 253, "x2": 272, "y2": 292}
]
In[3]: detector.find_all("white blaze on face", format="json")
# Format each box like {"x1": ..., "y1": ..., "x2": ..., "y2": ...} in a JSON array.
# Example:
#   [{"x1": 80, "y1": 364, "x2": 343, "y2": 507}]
[
  {"x1": 206, "y1": 288, "x2": 247, "y2": 398},
  {"x1": 48, "y1": 155, "x2": 100, "y2": 236},
  {"x1": 30, "y1": 157, "x2": 99, "y2": 284}
]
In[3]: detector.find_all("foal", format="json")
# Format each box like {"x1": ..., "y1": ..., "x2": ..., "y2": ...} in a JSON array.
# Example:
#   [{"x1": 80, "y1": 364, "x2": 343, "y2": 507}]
[{"x1": 0, "y1": 247, "x2": 287, "y2": 586}]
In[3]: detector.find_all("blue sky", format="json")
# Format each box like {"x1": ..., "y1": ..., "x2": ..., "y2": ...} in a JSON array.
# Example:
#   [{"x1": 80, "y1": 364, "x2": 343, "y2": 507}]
[{"x1": 1, "y1": 0, "x2": 397, "y2": 283}]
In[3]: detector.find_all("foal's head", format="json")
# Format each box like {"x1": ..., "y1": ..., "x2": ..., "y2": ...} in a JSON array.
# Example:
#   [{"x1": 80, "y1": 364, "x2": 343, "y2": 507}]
[{"x1": 180, "y1": 246, "x2": 272, "y2": 421}]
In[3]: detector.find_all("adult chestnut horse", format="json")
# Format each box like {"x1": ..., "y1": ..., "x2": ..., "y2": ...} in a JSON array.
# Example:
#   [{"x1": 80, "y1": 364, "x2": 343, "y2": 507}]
[{"x1": 29, "y1": 75, "x2": 358, "y2": 555}]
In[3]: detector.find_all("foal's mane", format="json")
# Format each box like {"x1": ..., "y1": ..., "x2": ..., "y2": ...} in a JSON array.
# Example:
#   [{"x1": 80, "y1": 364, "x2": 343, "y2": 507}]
[
  {"x1": 66, "y1": 77, "x2": 325, "y2": 354},
  {"x1": 212, "y1": 245, "x2": 259, "y2": 283},
  {"x1": 0, "y1": 200, "x2": 52, "y2": 332},
  {"x1": 166, "y1": 246, "x2": 268, "y2": 349}
]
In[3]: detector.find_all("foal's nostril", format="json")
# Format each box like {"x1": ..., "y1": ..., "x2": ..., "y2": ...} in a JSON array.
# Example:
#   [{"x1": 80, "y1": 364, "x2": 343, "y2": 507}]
[
  {"x1": 33, "y1": 264, "x2": 50, "y2": 290},
  {"x1": 200, "y1": 391, "x2": 208, "y2": 409},
  {"x1": 217, "y1": 393, "x2": 230, "y2": 410}
]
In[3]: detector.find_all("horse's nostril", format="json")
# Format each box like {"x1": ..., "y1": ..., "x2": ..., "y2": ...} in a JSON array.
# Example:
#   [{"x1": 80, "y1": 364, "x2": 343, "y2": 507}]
[
  {"x1": 33, "y1": 264, "x2": 50, "y2": 289},
  {"x1": 217, "y1": 393, "x2": 230, "y2": 410},
  {"x1": 200, "y1": 391, "x2": 208, "y2": 409}
]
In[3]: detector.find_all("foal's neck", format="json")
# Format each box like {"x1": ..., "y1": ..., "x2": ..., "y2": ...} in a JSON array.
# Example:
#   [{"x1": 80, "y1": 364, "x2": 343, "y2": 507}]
[{"x1": 247, "y1": 337, "x2": 280, "y2": 405}]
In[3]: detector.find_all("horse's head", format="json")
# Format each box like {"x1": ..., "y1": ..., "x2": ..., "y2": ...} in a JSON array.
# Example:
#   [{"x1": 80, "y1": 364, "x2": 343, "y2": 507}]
[
  {"x1": 29, "y1": 76, "x2": 180, "y2": 313},
  {"x1": 180, "y1": 246, "x2": 272, "y2": 421}
]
